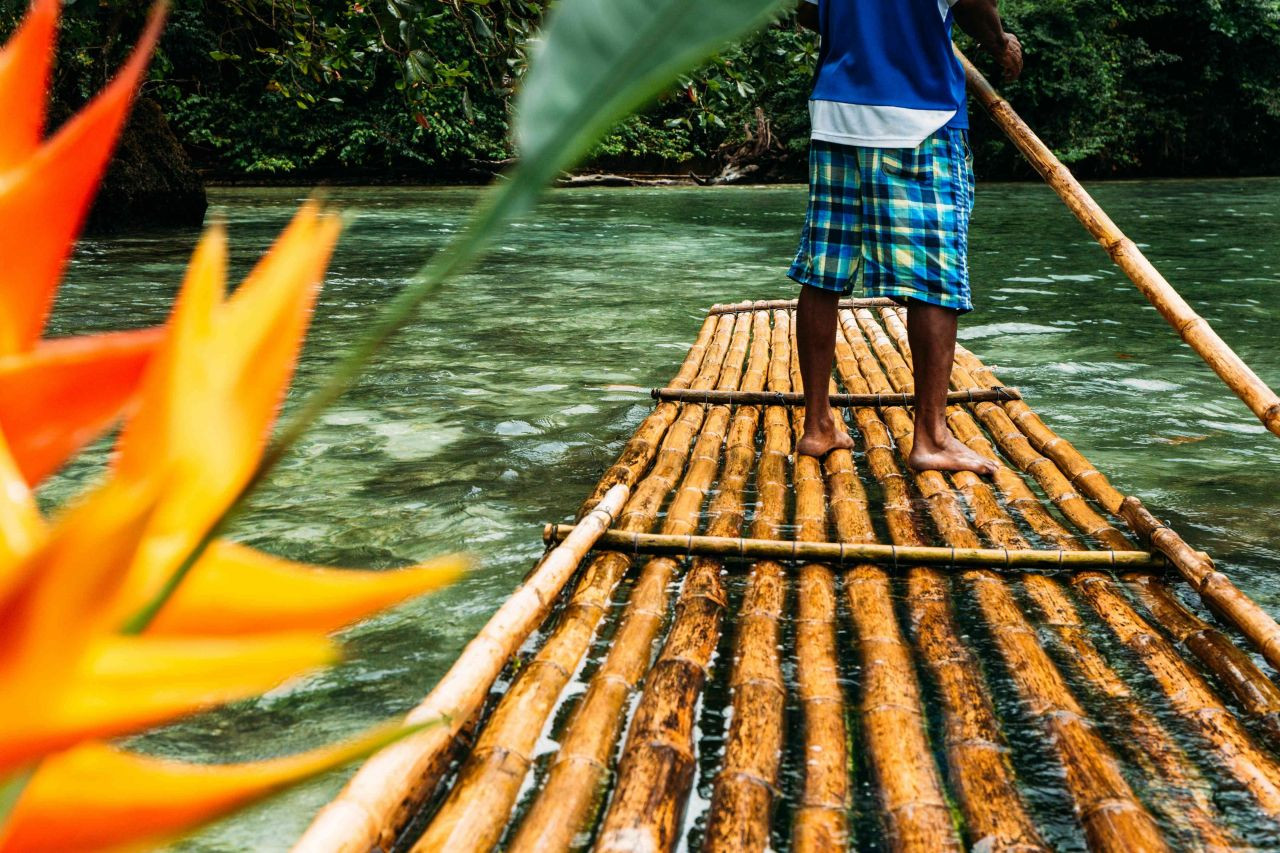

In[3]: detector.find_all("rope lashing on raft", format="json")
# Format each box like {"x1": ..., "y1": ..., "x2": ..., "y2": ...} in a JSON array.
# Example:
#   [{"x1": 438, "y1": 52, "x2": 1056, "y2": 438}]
[
  {"x1": 541, "y1": 523, "x2": 1177, "y2": 572},
  {"x1": 648, "y1": 386, "x2": 1021, "y2": 407}
]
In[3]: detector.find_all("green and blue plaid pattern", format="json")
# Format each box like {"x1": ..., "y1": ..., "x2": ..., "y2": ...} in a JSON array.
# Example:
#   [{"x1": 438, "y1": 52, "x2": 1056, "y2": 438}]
[{"x1": 788, "y1": 128, "x2": 975, "y2": 312}]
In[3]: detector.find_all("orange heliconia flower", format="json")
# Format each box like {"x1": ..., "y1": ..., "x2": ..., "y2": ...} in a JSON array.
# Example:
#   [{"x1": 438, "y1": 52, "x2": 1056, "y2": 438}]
[
  {"x1": 0, "y1": 0, "x2": 165, "y2": 496},
  {"x1": 0, "y1": 2, "x2": 463, "y2": 849}
]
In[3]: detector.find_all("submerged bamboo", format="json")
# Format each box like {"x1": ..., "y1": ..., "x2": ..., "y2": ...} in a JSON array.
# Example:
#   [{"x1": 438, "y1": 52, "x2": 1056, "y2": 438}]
[
  {"x1": 291, "y1": 484, "x2": 630, "y2": 853},
  {"x1": 510, "y1": 311, "x2": 770, "y2": 853},
  {"x1": 1125, "y1": 572, "x2": 1280, "y2": 747},
  {"x1": 593, "y1": 312, "x2": 770, "y2": 852},
  {"x1": 870, "y1": 307, "x2": 1271, "y2": 837},
  {"x1": 703, "y1": 310, "x2": 790, "y2": 851},
  {"x1": 959, "y1": 48, "x2": 1280, "y2": 439},
  {"x1": 861, "y1": 314, "x2": 1233, "y2": 848},
  {"x1": 941, "y1": 314, "x2": 1280, "y2": 691},
  {"x1": 412, "y1": 314, "x2": 752, "y2": 852},
  {"x1": 842, "y1": 313, "x2": 1168, "y2": 852},
  {"x1": 1075, "y1": 573, "x2": 1280, "y2": 818},
  {"x1": 832, "y1": 322, "x2": 1039, "y2": 850},
  {"x1": 649, "y1": 386, "x2": 1018, "y2": 407},
  {"x1": 787, "y1": 331, "x2": 852, "y2": 851}
]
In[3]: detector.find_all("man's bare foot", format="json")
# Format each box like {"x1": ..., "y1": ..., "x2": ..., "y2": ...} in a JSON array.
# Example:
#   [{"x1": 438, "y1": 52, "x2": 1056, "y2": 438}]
[
  {"x1": 797, "y1": 427, "x2": 855, "y2": 458},
  {"x1": 908, "y1": 431, "x2": 998, "y2": 476}
]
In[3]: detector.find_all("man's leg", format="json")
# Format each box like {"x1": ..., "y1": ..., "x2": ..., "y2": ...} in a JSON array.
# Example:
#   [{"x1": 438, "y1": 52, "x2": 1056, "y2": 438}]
[
  {"x1": 796, "y1": 284, "x2": 855, "y2": 457},
  {"x1": 905, "y1": 300, "x2": 996, "y2": 474}
]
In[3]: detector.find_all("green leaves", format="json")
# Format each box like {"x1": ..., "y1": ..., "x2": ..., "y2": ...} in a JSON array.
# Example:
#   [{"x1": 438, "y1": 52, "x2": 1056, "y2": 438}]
[
  {"x1": 161, "y1": 0, "x2": 795, "y2": 628},
  {"x1": 512, "y1": 0, "x2": 789, "y2": 189}
]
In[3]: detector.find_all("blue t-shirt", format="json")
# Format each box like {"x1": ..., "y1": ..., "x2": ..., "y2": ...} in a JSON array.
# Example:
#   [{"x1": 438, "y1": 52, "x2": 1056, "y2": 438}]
[{"x1": 805, "y1": 0, "x2": 968, "y2": 148}]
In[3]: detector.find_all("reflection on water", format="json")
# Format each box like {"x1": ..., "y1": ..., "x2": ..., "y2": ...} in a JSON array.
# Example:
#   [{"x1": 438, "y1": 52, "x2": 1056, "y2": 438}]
[{"x1": 44, "y1": 179, "x2": 1280, "y2": 850}]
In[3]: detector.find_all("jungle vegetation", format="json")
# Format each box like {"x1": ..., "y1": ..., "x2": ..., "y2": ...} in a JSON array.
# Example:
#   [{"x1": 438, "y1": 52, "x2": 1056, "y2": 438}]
[{"x1": 4, "y1": 0, "x2": 1280, "y2": 180}]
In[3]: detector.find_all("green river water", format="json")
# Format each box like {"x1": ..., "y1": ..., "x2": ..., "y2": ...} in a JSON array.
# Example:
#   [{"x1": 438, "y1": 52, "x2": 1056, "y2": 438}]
[{"x1": 47, "y1": 179, "x2": 1280, "y2": 850}]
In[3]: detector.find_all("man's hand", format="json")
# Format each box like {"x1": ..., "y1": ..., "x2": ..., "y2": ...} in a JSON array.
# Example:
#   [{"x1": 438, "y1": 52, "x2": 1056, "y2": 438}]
[
  {"x1": 992, "y1": 32, "x2": 1022, "y2": 81},
  {"x1": 953, "y1": 0, "x2": 1023, "y2": 81}
]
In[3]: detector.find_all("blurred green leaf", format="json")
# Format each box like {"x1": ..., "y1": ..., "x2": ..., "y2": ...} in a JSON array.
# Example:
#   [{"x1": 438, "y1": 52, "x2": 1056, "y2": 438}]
[{"x1": 146, "y1": 0, "x2": 793, "y2": 622}]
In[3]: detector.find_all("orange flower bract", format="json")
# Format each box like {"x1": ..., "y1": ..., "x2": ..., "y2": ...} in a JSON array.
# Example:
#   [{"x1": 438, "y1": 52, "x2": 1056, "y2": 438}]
[{"x1": 0, "y1": 1, "x2": 462, "y2": 848}]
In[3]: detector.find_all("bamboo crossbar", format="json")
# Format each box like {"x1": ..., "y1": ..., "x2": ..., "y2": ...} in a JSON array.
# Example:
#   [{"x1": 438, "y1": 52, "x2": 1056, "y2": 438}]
[
  {"x1": 960, "y1": 49, "x2": 1280, "y2": 439},
  {"x1": 708, "y1": 297, "x2": 898, "y2": 314},
  {"x1": 649, "y1": 386, "x2": 1020, "y2": 406},
  {"x1": 542, "y1": 524, "x2": 1169, "y2": 571}
]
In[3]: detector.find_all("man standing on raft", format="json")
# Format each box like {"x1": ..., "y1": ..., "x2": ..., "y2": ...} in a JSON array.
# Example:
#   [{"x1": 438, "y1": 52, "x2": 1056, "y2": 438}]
[{"x1": 790, "y1": 0, "x2": 1022, "y2": 473}]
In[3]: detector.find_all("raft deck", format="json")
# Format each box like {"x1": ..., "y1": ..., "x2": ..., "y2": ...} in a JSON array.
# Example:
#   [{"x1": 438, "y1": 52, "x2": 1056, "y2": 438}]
[{"x1": 302, "y1": 299, "x2": 1280, "y2": 852}]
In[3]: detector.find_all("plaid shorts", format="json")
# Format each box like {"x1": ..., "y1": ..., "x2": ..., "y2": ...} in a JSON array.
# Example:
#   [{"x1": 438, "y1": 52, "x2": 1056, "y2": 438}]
[{"x1": 787, "y1": 128, "x2": 975, "y2": 312}]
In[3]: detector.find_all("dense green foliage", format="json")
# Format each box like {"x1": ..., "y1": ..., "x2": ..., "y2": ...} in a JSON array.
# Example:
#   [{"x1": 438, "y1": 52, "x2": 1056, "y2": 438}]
[
  {"x1": 977, "y1": 0, "x2": 1280, "y2": 176},
  {"x1": 5, "y1": 0, "x2": 1280, "y2": 178}
]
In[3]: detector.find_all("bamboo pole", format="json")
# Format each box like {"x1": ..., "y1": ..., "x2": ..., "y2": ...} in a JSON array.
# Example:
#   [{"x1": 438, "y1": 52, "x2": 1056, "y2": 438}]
[
  {"x1": 1074, "y1": 572, "x2": 1280, "y2": 818},
  {"x1": 938, "y1": 314, "x2": 1280, "y2": 695},
  {"x1": 1021, "y1": 572, "x2": 1237, "y2": 850},
  {"x1": 1125, "y1": 572, "x2": 1280, "y2": 748},
  {"x1": 509, "y1": 309, "x2": 771, "y2": 853},
  {"x1": 869, "y1": 307, "x2": 1134, "y2": 553},
  {"x1": 702, "y1": 310, "x2": 790, "y2": 851},
  {"x1": 862, "y1": 316, "x2": 1235, "y2": 848},
  {"x1": 586, "y1": 555, "x2": 723, "y2": 853},
  {"x1": 590, "y1": 540, "x2": 725, "y2": 851},
  {"x1": 825, "y1": 334, "x2": 972, "y2": 851},
  {"x1": 1120, "y1": 495, "x2": 1280, "y2": 675},
  {"x1": 540, "y1": 526, "x2": 1167, "y2": 571},
  {"x1": 593, "y1": 312, "x2": 778, "y2": 853},
  {"x1": 959, "y1": 49, "x2": 1280, "y2": 439},
  {"x1": 786, "y1": 325, "x2": 852, "y2": 851},
  {"x1": 832, "y1": 323, "x2": 1042, "y2": 851},
  {"x1": 951, "y1": 346, "x2": 1125, "y2": 514},
  {"x1": 893, "y1": 312, "x2": 1280, "y2": 834},
  {"x1": 841, "y1": 313, "x2": 1169, "y2": 852},
  {"x1": 577, "y1": 313, "x2": 717, "y2": 518},
  {"x1": 709, "y1": 296, "x2": 897, "y2": 314},
  {"x1": 291, "y1": 484, "x2": 630, "y2": 853},
  {"x1": 649, "y1": 386, "x2": 1018, "y2": 407},
  {"x1": 410, "y1": 314, "x2": 752, "y2": 852}
]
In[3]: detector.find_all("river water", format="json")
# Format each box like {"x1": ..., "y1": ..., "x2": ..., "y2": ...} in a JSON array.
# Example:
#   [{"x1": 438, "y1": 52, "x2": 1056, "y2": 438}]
[{"x1": 47, "y1": 179, "x2": 1280, "y2": 850}]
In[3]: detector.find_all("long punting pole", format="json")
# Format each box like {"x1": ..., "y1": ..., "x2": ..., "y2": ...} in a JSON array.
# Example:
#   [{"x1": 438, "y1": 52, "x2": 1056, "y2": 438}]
[{"x1": 958, "y1": 49, "x2": 1280, "y2": 439}]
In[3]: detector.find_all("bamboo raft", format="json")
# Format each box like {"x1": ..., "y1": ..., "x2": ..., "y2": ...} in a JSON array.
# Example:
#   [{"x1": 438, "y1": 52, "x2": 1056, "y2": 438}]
[
  {"x1": 292, "y1": 55, "x2": 1280, "y2": 853},
  {"x1": 295, "y1": 300, "x2": 1280, "y2": 852}
]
